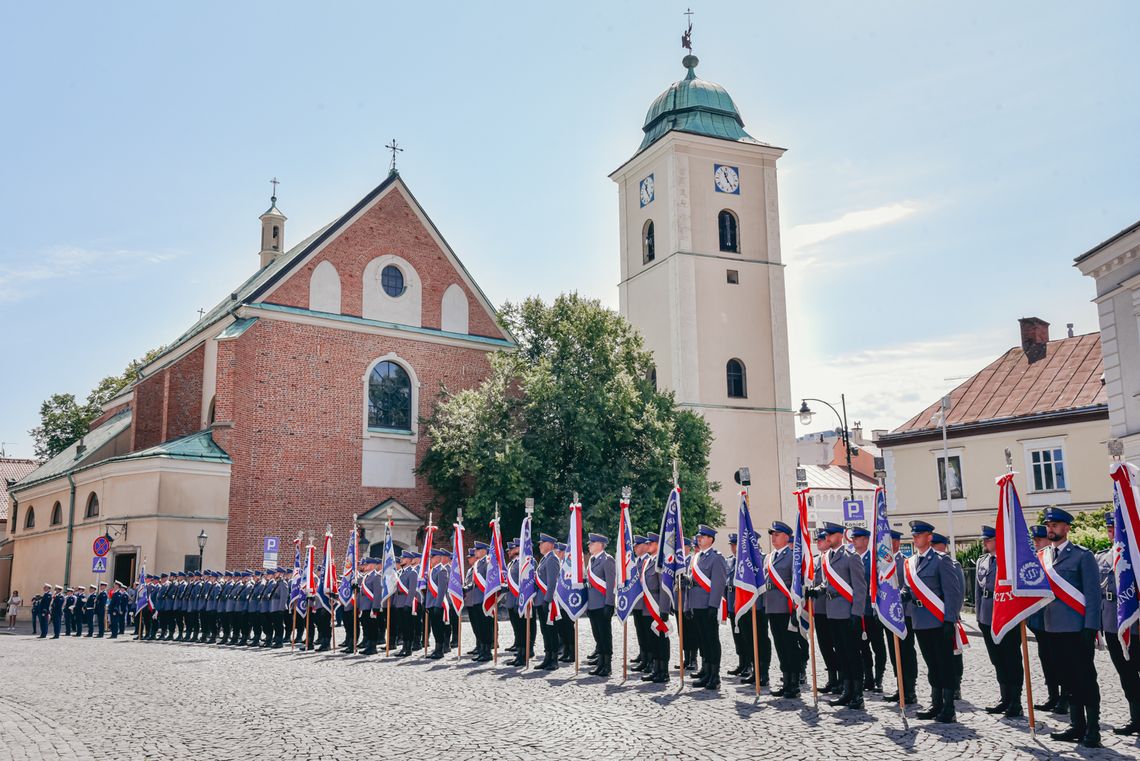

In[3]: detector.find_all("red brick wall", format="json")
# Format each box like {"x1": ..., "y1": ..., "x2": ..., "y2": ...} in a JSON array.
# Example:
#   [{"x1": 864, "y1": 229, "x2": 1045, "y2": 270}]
[
  {"x1": 128, "y1": 344, "x2": 205, "y2": 451},
  {"x1": 219, "y1": 317, "x2": 493, "y2": 566},
  {"x1": 89, "y1": 401, "x2": 131, "y2": 430},
  {"x1": 266, "y1": 183, "x2": 505, "y2": 340}
]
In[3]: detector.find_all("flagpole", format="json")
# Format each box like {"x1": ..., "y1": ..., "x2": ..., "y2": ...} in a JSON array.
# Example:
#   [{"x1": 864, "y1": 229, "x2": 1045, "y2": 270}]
[
  {"x1": 1021, "y1": 621, "x2": 1036, "y2": 737},
  {"x1": 893, "y1": 633, "x2": 905, "y2": 714},
  {"x1": 423, "y1": 512, "x2": 433, "y2": 657},
  {"x1": 523, "y1": 498, "x2": 534, "y2": 671},
  {"x1": 808, "y1": 599, "x2": 819, "y2": 708},
  {"x1": 352, "y1": 514, "x2": 359, "y2": 655},
  {"x1": 750, "y1": 608, "x2": 760, "y2": 696},
  {"x1": 574, "y1": 619, "x2": 580, "y2": 677},
  {"x1": 305, "y1": 533, "x2": 313, "y2": 651},
  {"x1": 328, "y1": 525, "x2": 337, "y2": 652},
  {"x1": 525, "y1": 602, "x2": 531, "y2": 670},
  {"x1": 673, "y1": 460, "x2": 685, "y2": 689},
  {"x1": 493, "y1": 505, "x2": 500, "y2": 667},
  {"x1": 136, "y1": 555, "x2": 145, "y2": 642}
]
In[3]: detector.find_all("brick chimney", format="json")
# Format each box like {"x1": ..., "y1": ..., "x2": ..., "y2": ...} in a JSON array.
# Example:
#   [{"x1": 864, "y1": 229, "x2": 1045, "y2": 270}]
[{"x1": 1019, "y1": 317, "x2": 1050, "y2": 364}]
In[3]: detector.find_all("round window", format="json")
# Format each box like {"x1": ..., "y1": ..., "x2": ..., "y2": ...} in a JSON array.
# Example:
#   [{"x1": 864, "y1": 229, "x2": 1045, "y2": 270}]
[{"x1": 381, "y1": 265, "x2": 405, "y2": 297}]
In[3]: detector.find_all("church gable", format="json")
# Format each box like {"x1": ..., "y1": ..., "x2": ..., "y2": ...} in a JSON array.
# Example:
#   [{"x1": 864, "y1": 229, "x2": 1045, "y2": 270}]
[{"x1": 260, "y1": 176, "x2": 507, "y2": 341}]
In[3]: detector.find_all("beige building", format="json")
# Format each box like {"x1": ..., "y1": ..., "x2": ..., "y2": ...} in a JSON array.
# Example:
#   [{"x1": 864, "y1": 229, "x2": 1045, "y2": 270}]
[
  {"x1": 800, "y1": 463, "x2": 878, "y2": 532},
  {"x1": 6, "y1": 410, "x2": 230, "y2": 617},
  {"x1": 878, "y1": 318, "x2": 1111, "y2": 552},
  {"x1": 1074, "y1": 220, "x2": 1140, "y2": 461},
  {"x1": 611, "y1": 54, "x2": 794, "y2": 533}
]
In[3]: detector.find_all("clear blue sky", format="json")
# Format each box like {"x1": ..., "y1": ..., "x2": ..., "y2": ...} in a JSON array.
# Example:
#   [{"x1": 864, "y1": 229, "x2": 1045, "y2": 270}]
[{"x1": 2, "y1": 2, "x2": 1137, "y2": 459}]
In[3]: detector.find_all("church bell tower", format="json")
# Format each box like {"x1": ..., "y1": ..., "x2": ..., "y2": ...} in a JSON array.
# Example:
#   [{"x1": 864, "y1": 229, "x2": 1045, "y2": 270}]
[
  {"x1": 610, "y1": 52, "x2": 794, "y2": 531},
  {"x1": 259, "y1": 179, "x2": 286, "y2": 269}
]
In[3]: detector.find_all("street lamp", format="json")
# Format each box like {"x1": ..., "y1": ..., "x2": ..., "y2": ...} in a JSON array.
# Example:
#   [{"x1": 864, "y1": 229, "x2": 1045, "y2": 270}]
[
  {"x1": 798, "y1": 395, "x2": 856, "y2": 501},
  {"x1": 197, "y1": 529, "x2": 208, "y2": 571},
  {"x1": 931, "y1": 395, "x2": 956, "y2": 552}
]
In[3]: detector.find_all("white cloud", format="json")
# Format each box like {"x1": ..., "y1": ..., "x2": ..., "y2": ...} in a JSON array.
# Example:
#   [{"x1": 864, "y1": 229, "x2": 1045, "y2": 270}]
[
  {"x1": 790, "y1": 328, "x2": 1009, "y2": 435},
  {"x1": 0, "y1": 246, "x2": 175, "y2": 302},
  {"x1": 784, "y1": 202, "x2": 918, "y2": 268}
]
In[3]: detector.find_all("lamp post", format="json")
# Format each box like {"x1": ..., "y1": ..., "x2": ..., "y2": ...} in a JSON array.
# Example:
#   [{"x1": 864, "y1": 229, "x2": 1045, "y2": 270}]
[
  {"x1": 197, "y1": 529, "x2": 208, "y2": 571},
  {"x1": 798, "y1": 395, "x2": 856, "y2": 501},
  {"x1": 931, "y1": 395, "x2": 956, "y2": 553}
]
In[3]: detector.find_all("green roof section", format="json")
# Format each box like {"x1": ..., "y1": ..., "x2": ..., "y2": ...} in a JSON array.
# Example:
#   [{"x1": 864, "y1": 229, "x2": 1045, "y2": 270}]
[
  {"x1": 118, "y1": 429, "x2": 230, "y2": 464},
  {"x1": 12, "y1": 410, "x2": 133, "y2": 491},
  {"x1": 216, "y1": 317, "x2": 258, "y2": 340},
  {"x1": 638, "y1": 55, "x2": 764, "y2": 154}
]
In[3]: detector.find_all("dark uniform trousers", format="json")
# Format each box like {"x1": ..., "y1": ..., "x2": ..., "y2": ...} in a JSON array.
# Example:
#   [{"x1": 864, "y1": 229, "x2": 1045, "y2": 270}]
[
  {"x1": 653, "y1": 613, "x2": 671, "y2": 664},
  {"x1": 1033, "y1": 628, "x2": 1063, "y2": 694},
  {"x1": 537, "y1": 604, "x2": 560, "y2": 657},
  {"x1": 1053, "y1": 631, "x2": 1099, "y2": 708},
  {"x1": 683, "y1": 609, "x2": 698, "y2": 663},
  {"x1": 886, "y1": 617, "x2": 918, "y2": 690},
  {"x1": 915, "y1": 624, "x2": 955, "y2": 690},
  {"x1": 632, "y1": 610, "x2": 649, "y2": 659},
  {"x1": 469, "y1": 606, "x2": 488, "y2": 649},
  {"x1": 860, "y1": 615, "x2": 887, "y2": 683},
  {"x1": 980, "y1": 621, "x2": 1023, "y2": 687},
  {"x1": 815, "y1": 615, "x2": 838, "y2": 674},
  {"x1": 558, "y1": 614, "x2": 576, "y2": 658},
  {"x1": 1106, "y1": 634, "x2": 1140, "y2": 705},
  {"x1": 694, "y1": 608, "x2": 721, "y2": 668},
  {"x1": 587, "y1": 606, "x2": 615, "y2": 658},
  {"x1": 509, "y1": 607, "x2": 535, "y2": 653},
  {"x1": 428, "y1": 607, "x2": 448, "y2": 653},
  {"x1": 832, "y1": 616, "x2": 862, "y2": 683},
  {"x1": 769, "y1": 612, "x2": 799, "y2": 675}
]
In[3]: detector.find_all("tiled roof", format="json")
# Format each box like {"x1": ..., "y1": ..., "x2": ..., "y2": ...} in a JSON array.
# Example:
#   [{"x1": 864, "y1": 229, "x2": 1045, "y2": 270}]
[
  {"x1": 889, "y1": 332, "x2": 1105, "y2": 436},
  {"x1": 1, "y1": 458, "x2": 39, "y2": 520},
  {"x1": 11, "y1": 410, "x2": 132, "y2": 492},
  {"x1": 118, "y1": 429, "x2": 229, "y2": 464},
  {"x1": 802, "y1": 463, "x2": 878, "y2": 491}
]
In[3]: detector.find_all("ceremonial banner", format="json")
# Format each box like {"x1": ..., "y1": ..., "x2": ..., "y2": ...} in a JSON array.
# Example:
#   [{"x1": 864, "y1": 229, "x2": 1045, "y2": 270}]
[
  {"x1": 1110, "y1": 462, "x2": 1140, "y2": 655},
  {"x1": 518, "y1": 516, "x2": 537, "y2": 617},
  {"x1": 303, "y1": 540, "x2": 318, "y2": 598},
  {"x1": 484, "y1": 517, "x2": 506, "y2": 614},
  {"x1": 321, "y1": 529, "x2": 337, "y2": 598},
  {"x1": 656, "y1": 487, "x2": 685, "y2": 594},
  {"x1": 448, "y1": 521, "x2": 466, "y2": 614},
  {"x1": 135, "y1": 561, "x2": 152, "y2": 615},
  {"x1": 338, "y1": 529, "x2": 356, "y2": 607},
  {"x1": 870, "y1": 487, "x2": 907, "y2": 639},
  {"x1": 991, "y1": 473, "x2": 1054, "y2": 643},
  {"x1": 733, "y1": 490, "x2": 764, "y2": 624},
  {"x1": 416, "y1": 525, "x2": 437, "y2": 607},
  {"x1": 313, "y1": 565, "x2": 334, "y2": 613},
  {"x1": 615, "y1": 495, "x2": 643, "y2": 623},
  {"x1": 379, "y1": 520, "x2": 400, "y2": 604},
  {"x1": 289, "y1": 535, "x2": 305, "y2": 610},
  {"x1": 790, "y1": 488, "x2": 814, "y2": 637},
  {"x1": 555, "y1": 498, "x2": 588, "y2": 621}
]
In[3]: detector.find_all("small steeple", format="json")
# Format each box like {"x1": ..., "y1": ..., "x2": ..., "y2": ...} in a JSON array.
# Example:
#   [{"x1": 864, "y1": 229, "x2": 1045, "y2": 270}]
[{"x1": 259, "y1": 178, "x2": 287, "y2": 268}]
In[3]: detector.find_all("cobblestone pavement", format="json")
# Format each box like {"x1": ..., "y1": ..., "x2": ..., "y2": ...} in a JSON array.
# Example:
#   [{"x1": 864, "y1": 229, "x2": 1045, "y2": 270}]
[{"x1": 1, "y1": 619, "x2": 1137, "y2": 761}]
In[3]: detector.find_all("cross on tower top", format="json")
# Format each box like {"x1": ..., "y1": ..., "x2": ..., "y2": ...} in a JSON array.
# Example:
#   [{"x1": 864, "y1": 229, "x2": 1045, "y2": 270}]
[
  {"x1": 269, "y1": 177, "x2": 279, "y2": 202},
  {"x1": 385, "y1": 139, "x2": 403, "y2": 174},
  {"x1": 682, "y1": 8, "x2": 694, "y2": 53}
]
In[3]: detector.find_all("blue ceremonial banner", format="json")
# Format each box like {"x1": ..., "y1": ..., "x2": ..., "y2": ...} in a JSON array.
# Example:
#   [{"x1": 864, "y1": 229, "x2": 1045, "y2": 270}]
[
  {"x1": 991, "y1": 473, "x2": 1053, "y2": 643},
  {"x1": 448, "y1": 522, "x2": 466, "y2": 613},
  {"x1": 314, "y1": 565, "x2": 333, "y2": 613},
  {"x1": 555, "y1": 499, "x2": 587, "y2": 621},
  {"x1": 871, "y1": 487, "x2": 907, "y2": 639},
  {"x1": 615, "y1": 497, "x2": 643, "y2": 623},
  {"x1": 656, "y1": 488, "x2": 685, "y2": 595},
  {"x1": 733, "y1": 491, "x2": 764, "y2": 623},
  {"x1": 790, "y1": 488, "x2": 813, "y2": 638},
  {"x1": 1110, "y1": 463, "x2": 1140, "y2": 655},
  {"x1": 338, "y1": 530, "x2": 356, "y2": 607},
  {"x1": 135, "y1": 561, "x2": 152, "y2": 614},
  {"x1": 518, "y1": 516, "x2": 537, "y2": 616},
  {"x1": 484, "y1": 517, "x2": 506, "y2": 614},
  {"x1": 289, "y1": 535, "x2": 305, "y2": 610},
  {"x1": 380, "y1": 521, "x2": 399, "y2": 604}
]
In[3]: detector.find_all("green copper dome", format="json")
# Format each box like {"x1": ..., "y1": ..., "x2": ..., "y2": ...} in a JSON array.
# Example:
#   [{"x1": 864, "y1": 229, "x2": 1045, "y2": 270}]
[{"x1": 638, "y1": 55, "x2": 760, "y2": 153}]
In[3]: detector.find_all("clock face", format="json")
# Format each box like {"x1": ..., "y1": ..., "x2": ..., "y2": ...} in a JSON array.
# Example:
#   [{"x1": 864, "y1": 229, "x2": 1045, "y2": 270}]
[
  {"x1": 639, "y1": 174, "x2": 655, "y2": 207},
  {"x1": 714, "y1": 164, "x2": 740, "y2": 194}
]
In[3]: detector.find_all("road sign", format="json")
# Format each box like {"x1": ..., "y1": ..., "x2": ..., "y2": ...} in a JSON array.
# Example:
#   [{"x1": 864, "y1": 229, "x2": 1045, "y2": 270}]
[
  {"x1": 93, "y1": 536, "x2": 111, "y2": 557},
  {"x1": 263, "y1": 536, "x2": 280, "y2": 569},
  {"x1": 842, "y1": 499, "x2": 865, "y2": 522},
  {"x1": 92, "y1": 556, "x2": 108, "y2": 574}
]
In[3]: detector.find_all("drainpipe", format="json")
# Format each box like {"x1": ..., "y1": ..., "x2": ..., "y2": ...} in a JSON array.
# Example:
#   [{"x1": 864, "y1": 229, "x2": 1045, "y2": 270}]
[{"x1": 64, "y1": 472, "x2": 77, "y2": 587}]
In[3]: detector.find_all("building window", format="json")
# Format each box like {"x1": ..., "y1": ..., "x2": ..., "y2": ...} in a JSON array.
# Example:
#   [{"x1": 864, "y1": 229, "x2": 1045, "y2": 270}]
[
  {"x1": 51, "y1": 501, "x2": 62, "y2": 526},
  {"x1": 936, "y1": 456, "x2": 964, "y2": 500},
  {"x1": 718, "y1": 210, "x2": 739, "y2": 253},
  {"x1": 380, "y1": 265, "x2": 406, "y2": 298},
  {"x1": 85, "y1": 492, "x2": 100, "y2": 519},
  {"x1": 726, "y1": 359, "x2": 747, "y2": 398},
  {"x1": 1029, "y1": 447, "x2": 1066, "y2": 491},
  {"x1": 642, "y1": 220, "x2": 655, "y2": 263},
  {"x1": 647, "y1": 366, "x2": 657, "y2": 390},
  {"x1": 727, "y1": 269, "x2": 739, "y2": 284},
  {"x1": 24, "y1": 506, "x2": 35, "y2": 529},
  {"x1": 9, "y1": 507, "x2": 14, "y2": 533},
  {"x1": 368, "y1": 360, "x2": 412, "y2": 432}
]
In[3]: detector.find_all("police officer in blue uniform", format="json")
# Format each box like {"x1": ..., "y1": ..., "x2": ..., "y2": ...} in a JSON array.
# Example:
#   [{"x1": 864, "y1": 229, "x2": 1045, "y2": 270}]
[
  {"x1": 585, "y1": 533, "x2": 616, "y2": 678},
  {"x1": 884, "y1": 530, "x2": 918, "y2": 704},
  {"x1": 1041, "y1": 507, "x2": 1103, "y2": 747},
  {"x1": 688, "y1": 525, "x2": 726, "y2": 690},
  {"x1": 905, "y1": 520, "x2": 964, "y2": 723},
  {"x1": 1098, "y1": 513, "x2": 1140, "y2": 735},
  {"x1": 975, "y1": 525, "x2": 1024, "y2": 718},
  {"x1": 92, "y1": 581, "x2": 108, "y2": 637},
  {"x1": 809, "y1": 521, "x2": 868, "y2": 710},
  {"x1": 852, "y1": 527, "x2": 887, "y2": 693},
  {"x1": 109, "y1": 581, "x2": 129, "y2": 638},
  {"x1": 764, "y1": 520, "x2": 799, "y2": 698},
  {"x1": 639, "y1": 533, "x2": 674, "y2": 683},
  {"x1": 50, "y1": 585, "x2": 64, "y2": 638},
  {"x1": 535, "y1": 533, "x2": 562, "y2": 671},
  {"x1": 35, "y1": 584, "x2": 52, "y2": 638}
]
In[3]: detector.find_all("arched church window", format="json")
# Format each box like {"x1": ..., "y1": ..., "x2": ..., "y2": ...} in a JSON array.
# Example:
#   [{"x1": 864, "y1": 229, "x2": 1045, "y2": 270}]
[
  {"x1": 51, "y1": 501, "x2": 62, "y2": 526},
  {"x1": 85, "y1": 492, "x2": 100, "y2": 519},
  {"x1": 24, "y1": 506, "x2": 35, "y2": 529},
  {"x1": 368, "y1": 361, "x2": 412, "y2": 432},
  {"x1": 381, "y1": 265, "x2": 406, "y2": 298},
  {"x1": 718, "y1": 210, "x2": 739, "y2": 253},
  {"x1": 726, "y1": 359, "x2": 747, "y2": 399},
  {"x1": 642, "y1": 220, "x2": 655, "y2": 264}
]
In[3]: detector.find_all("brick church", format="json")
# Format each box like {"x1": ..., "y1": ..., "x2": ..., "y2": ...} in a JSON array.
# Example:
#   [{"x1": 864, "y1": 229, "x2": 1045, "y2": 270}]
[{"x1": 7, "y1": 170, "x2": 512, "y2": 589}]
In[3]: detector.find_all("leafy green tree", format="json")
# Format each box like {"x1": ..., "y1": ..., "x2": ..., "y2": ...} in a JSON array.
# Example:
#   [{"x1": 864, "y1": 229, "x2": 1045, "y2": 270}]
[
  {"x1": 29, "y1": 345, "x2": 166, "y2": 459},
  {"x1": 420, "y1": 293, "x2": 721, "y2": 541}
]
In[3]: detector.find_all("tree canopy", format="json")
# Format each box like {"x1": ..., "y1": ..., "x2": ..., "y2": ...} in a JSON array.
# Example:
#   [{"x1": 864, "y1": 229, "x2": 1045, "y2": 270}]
[
  {"x1": 29, "y1": 346, "x2": 166, "y2": 459},
  {"x1": 420, "y1": 293, "x2": 721, "y2": 542}
]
